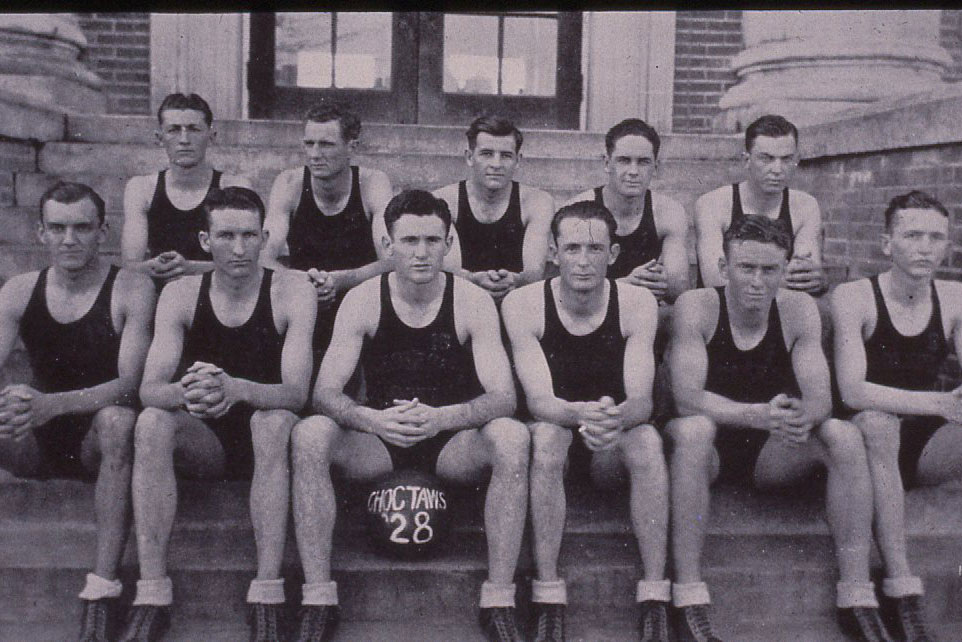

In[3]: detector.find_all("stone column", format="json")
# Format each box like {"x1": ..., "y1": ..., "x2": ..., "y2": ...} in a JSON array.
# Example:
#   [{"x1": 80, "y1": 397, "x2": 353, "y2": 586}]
[
  {"x1": 0, "y1": 13, "x2": 105, "y2": 113},
  {"x1": 716, "y1": 10, "x2": 950, "y2": 131}
]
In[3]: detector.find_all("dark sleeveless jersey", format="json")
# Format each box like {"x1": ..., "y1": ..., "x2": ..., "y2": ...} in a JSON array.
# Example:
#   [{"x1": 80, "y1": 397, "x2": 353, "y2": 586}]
[
  {"x1": 541, "y1": 279, "x2": 626, "y2": 404},
  {"x1": 146, "y1": 169, "x2": 221, "y2": 261},
  {"x1": 288, "y1": 166, "x2": 378, "y2": 272},
  {"x1": 362, "y1": 273, "x2": 483, "y2": 410},
  {"x1": 179, "y1": 269, "x2": 283, "y2": 385},
  {"x1": 696, "y1": 183, "x2": 794, "y2": 288},
  {"x1": 705, "y1": 287, "x2": 799, "y2": 402},
  {"x1": 593, "y1": 187, "x2": 661, "y2": 279},
  {"x1": 456, "y1": 180, "x2": 525, "y2": 273},
  {"x1": 20, "y1": 265, "x2": 121, "y2": 393},
  {"x1": 864, "y1": 275, "x2": 948, "y2": 391}
]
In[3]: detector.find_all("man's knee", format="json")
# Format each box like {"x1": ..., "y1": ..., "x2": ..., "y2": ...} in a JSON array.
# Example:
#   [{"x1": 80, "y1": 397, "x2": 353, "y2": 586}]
[
  {"x1": 852, "y1": 410, "x2": 901, "y2": 459},
  {"x1": 483, "y1": 417, "x2": 530, "y2": 473},
  {"x1": 619, "y1": 424, "x2": 666, "y2": 472},
  {"x1": 251, "y1": 409, "x2": 296, "y2": 463},
  {"x1": 665, "y1": 416, "x2": 716, "y2": 460},
  {"x1": 134, "y1": 407, "x2": 178, "y2": 461},
  {"x1": 530, "y1": 421, "x2": 572, "y2": 475},
  {"x1": 93, "y1": 406, "x2": 136, "y2": 463},
  {"x1": 291, "y1": 415, "x2": 340, "y2": 467},
  {"x1": 818, "y1": 418, "x2": 869, "y2": 469}
]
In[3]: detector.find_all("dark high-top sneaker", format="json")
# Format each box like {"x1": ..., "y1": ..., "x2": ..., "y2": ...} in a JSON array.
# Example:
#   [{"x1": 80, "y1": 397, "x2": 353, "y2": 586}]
[
  {"x1": 531, "y1": 602, "x2": 565, "y2": 642},
  {"x1": 881, "y1": 594, "x2": 936, "y2": 642},
  {"x1": 638, "y1": 600, "x2": 671, "y2": 642},
  {"x1": 674, "y1": 603, "x2": 724, "y2": 642},
  {"x1": 248, "y1": 602, "x2": 287, "y2": 642},
  {"x1": 78, "y1": 598, "x2": 121, "y2": 642},
  {"x1": 838, "y1": 607, "x2": 895, "y2": 642},
  {"x1": 480, "y1": 606, "x2": 524, "y2": 642},
  {"x1": 293, "y1": 605, "x2": 340, "y2": 642},
  {"x1": 118, "y1": 605, "x2": 171, "y2": 642}
]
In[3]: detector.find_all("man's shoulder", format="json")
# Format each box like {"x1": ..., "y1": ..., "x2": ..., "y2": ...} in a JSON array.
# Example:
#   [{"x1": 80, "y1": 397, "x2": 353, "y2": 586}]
[
  {"x1": 787, "y1": 188, "x2": 820, "y2": 216},
  {"x1": 502, "y1": 279, "x2": 543, "y2": 313},
  {"x1": 616, "y1": 279, "x2": 658, "y2": 310},
  {"x1": 695, "y1": 184, "x2": 731, "y2": 206},
  {"x1": 125, "y1": 172, "x2": 160, "y2": 202},
  {"x1": 272, "y1": 166, "x2": 304, "y2": 192},
  {"x1": 830, "y1": 278, "x2": 873, "y2": 309},
  {"x1": 935, "y1": 279, "x2": 962, "y2": 314},
  {"x1": 0, "y1": 271, "x2": 41, "y2": 312},
  {"x1": 157, "y1": 274, "x2": 202, "y2": 310},
  {"x1": 565, "y1": 188, "x2": 597, "y2": 207},
  {"x1": 432, "y1": 182, "x2": 460, "y2": 202},
  {"x1": 113, "y1": 268, "x2": 154, "y2": 300},
  {"x1": 270, "y1": 268, "x2": 314, "y2": 301},
  {"x1": 357, "y1": 165, "x2": 390, "y2": 187},
  {"x1": 518, "y1": 183, "x2": 553, "y2": 206},
  {"x1": 649, "y1": 191, "x2": 687, "y2": 229}
]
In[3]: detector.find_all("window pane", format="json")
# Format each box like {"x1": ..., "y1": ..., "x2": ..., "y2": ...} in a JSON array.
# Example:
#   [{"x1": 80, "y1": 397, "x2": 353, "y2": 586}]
[
  {"x1": 275, "y1": 13, "x2": 332, "y2": 88},
  {"x1": 443, "y1": 15, "x2": 499, "y2": 95},
  {"x1": 334, "y1": 12, "x2": 392, "y2": 89},
  {"x1": 503, "y1": 16, "x2": 557, "y2": 96}
]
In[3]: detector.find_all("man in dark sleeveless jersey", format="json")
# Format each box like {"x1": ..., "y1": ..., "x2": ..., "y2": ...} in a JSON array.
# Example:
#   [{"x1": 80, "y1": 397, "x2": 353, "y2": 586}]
[
  {"x1": 120, "y1": 188, "x2": 316, "y2": 641},
  {"x1": 832, "y1": 191, "x2": 962, "y2": 641},
  {"x1": 567, "y1": 119, "x2": 689, "y2": 303},
  {"x1": 503, "y1": 201, "x2": 670, "y2": 641},
  {"x1": 667, "y1": 215, "x2": 883, "y2": 641},
  {"x1": 261, "y1": 104, "x2": 394, "y2": 379},
  {"x1": 433, "y1": 115, "x2": 555, "y2": 302},
  {"x1": 694, "y1": 114, "x2": 824, "y2": 294},
  {"x1": 122, "y1": 93, "x2": 251, "y2": 288},
  {"x1": 291, "y1": 190, "x2": 529, "y2": 642},
  {"x1": 0, "y1": 182, "x2": 155, "y2": 641}
]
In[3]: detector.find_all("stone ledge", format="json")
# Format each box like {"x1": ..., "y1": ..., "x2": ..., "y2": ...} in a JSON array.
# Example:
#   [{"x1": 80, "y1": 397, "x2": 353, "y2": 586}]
[{"x1": 0, "y1": 93, "x2": 63, "y2": 142}]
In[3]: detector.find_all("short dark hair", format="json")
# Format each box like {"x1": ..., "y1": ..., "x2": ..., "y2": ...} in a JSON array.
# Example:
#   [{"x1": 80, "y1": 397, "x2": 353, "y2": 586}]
[
  {"x1": 157, "y1": 93, "x2": 213, "y2": 127},
  {"x1": 745, "y1": 114, "x2": 798, "y2": 152},
  {"x1": 383, "y1": 190, "x2": 452, "y2": 236},
  {"x1": 305, "y1": 104, "x2": 362, "y2": 142},
  {"x1": 202, "y1": 187, "x2": 266, "y2": 230},
  {"x1": 604, "y1": 118, "x2": 661, "y2": 158},
  {"x1": 39, "y1": 181, "x2": 106, "y2": 225},
  {"x1": 723, "y1": 214, "x2": 794, "y2": 261},
  {"x1": 883, "y1": 190, "x2": 949, "y2": 231},
  {"x1": 550, "y1": 200, "x2": 617, "y2": 243},
  {"x1": 466, "y1": 115, "x2": 523, "y2": 152}
]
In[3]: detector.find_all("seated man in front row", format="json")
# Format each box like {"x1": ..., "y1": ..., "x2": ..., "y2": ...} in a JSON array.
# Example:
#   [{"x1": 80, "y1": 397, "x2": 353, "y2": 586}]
[
  {"x1": 120, "y1": 187, "x2": 316, "y2": 641},
  {"x1": 0, "y1": 182, "x2": 154, "y2": 641},
  {"x1": 291, "y1": 190, "x2": 530, "y2": 642},
  {"x1": 833, "y1": 190, "x2": 962, "y2": 641},
  {"x1": 667, "y1": 215, "x2": 885, "y2": 641},
  {"x1": 503, "y1": 201, "x2": 671, "y2": 641}
]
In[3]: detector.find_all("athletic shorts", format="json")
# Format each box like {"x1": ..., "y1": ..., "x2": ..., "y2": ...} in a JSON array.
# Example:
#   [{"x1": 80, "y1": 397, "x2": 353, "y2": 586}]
[
  {"x1": 898, "y1": 415, "x2": 944, "y2": 488},
  {"x1": 384, "y1": 432, "x2": 456, "y2": 475},
  {"x1": 204, "y1": 404, "x2": 258, "y2": 480},
  {"x1": 714, "y1": 424, "x2": 771, "y2": 486},
  {"x1": 32, "y1": 414, "x2": 97, "y2": 479}
]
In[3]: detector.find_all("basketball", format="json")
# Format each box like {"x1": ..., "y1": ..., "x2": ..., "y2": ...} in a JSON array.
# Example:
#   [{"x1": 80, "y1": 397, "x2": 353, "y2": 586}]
[{"x1": 364, "y1": 469, "x2": 450, "y2": 558}]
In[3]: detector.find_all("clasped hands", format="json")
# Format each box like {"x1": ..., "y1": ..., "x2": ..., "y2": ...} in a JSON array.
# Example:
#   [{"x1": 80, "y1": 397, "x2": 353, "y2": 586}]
[
  {"x1": 180, "y1": 361, "x2": 238, "y2": 419},
  {"x1": 0, "y1": 384, "x2": 54, "y2": 440},
  {"x1": 576, "y1": 395, "x2": 624, "y2": 452},
  {"x1": 367, "y1": 398, "x2": 445, "y2": 448}
]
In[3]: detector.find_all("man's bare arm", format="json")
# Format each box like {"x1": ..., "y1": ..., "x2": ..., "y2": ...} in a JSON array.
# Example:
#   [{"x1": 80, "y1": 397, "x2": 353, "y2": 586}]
[
  {"x1": 518, "y1": 189, "x2": 555, "y2": 287},
  {"x1": 693, "y1": 190, "x2": 727, "y2": 288},
  {"x1": 656, "y1": 196, "x2": 691, "y2": 302},
  {"x1": 139, "y1": 280, "x2": 194, "y2": 409},
  {"x1": 784, "y1": 193, "x2": 825, "y2": 294},
  {"x1": 786, "y1": 292, "x2": 831, "y2": 425},
  {"x1": 260, "y1": 170, "x2": 298, "y2": 271},
  {"x1": 618, "y1": 284, "x2": 657, "y2": 426}
]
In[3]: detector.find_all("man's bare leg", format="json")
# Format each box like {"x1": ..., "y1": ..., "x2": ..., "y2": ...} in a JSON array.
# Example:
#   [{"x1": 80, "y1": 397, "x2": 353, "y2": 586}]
[{"x1": 528, "y1": 422, "x2": 572, "y2": 583}]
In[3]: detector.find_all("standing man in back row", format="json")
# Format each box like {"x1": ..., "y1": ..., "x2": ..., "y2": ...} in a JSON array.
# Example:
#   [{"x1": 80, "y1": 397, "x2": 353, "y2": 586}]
[
  {"x1": 122, "y1": 93, "x2": 251, "y2": 288},
  {"x1": 434, "y1": 115, "x2": 555, "y2": 301},
  {"x1": 567, "y1": 118, "x2": 690, "y2": 304},
  {"x1": 261, "y1": 105, "x2": 394, "y2": 379},
  {"x1": 695, "y1": 114, "x2": 824, "y2": 294}
]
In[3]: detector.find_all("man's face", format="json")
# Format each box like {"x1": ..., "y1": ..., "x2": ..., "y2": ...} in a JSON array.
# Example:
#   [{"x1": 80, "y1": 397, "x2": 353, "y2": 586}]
[
  {"x1": 39, "y1": 198, "x2": 106, "y2": 272},
  {"x1": 605, "y1": 134, "x2": 657, "y2": 198},
  {"x1": 303, "y1": 119, "x2": 355, "y2": 180},
  {"x1": 156, "y1": 109, "x2": 214, "y2": 169},
  {"x1": 551, "y1": 217, "x2": 619, "y2": 292},
  {"x1": 384, "y1": 214, "x2": 452, "y2": 284},
  {"x1": 199, "y1": 208, "x2": 265, "y2": 279},
  {"x1": 466, "y1": 132, "x2": 519, "y2": 191},
  {"x1": 883, "y1": 208, "x2": 949, "y2": 280},
  {"x1": 720, "y1": 240, "x2": 788, "y2": 312},
  {"x1": 745, "y1": 135, "x2": 798, "y2": 195}
]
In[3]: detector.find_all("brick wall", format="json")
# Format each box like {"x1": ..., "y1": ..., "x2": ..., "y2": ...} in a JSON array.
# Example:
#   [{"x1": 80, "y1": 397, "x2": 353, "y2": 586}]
[
  {"x1": 75, "y1": 13, "x2": 151, "y2": 115},
  {"x1": 672, "y1": 11, "x2": 743, "y2": 134},
  {"x1": 940, "y1": 10, "x2": 962, "y2": 82}
]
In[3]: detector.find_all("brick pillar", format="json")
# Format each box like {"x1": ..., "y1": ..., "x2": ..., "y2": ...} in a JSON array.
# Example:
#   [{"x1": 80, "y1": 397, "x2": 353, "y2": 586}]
[
  {"x1": 715, "y1": 10, "x2": 950, "y2": 131},
  {"x1": 0, "y1": 13, "x2": 105, "y2": 113}
]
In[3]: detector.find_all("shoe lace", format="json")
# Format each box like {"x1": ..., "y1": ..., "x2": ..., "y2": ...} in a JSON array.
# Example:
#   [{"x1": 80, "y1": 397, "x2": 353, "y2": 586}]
[
  {"x1": 490, "y1": 608, "x2": 521, "y2": 642},
  {"x1": 687, "y1": 605, "x2": 717, "y2": 641},
  {"x1": 124, "y1": 606, "x2": 155, "y2": 641},
  {"x1": 297, "y1": 606, "x2": 332, "y2": 641},
  {"x1": 640, "y1": 602, "x2": 668, "y2": 640},
  {"x1": 853, "y1": 608, "x2": 888, "y2": 641},
  {"x1": 899, "y1": 597, "x2": 932, "y2": 641},
  {"x1": 535, "y1": 605, "x2": 564, "y2": 642},
  {"x1": 80, "y1": 601, "x2": 107, "y2": 641},
  {"x1": 252, "y1": 604, "x2": 280, "y2": 641}
]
